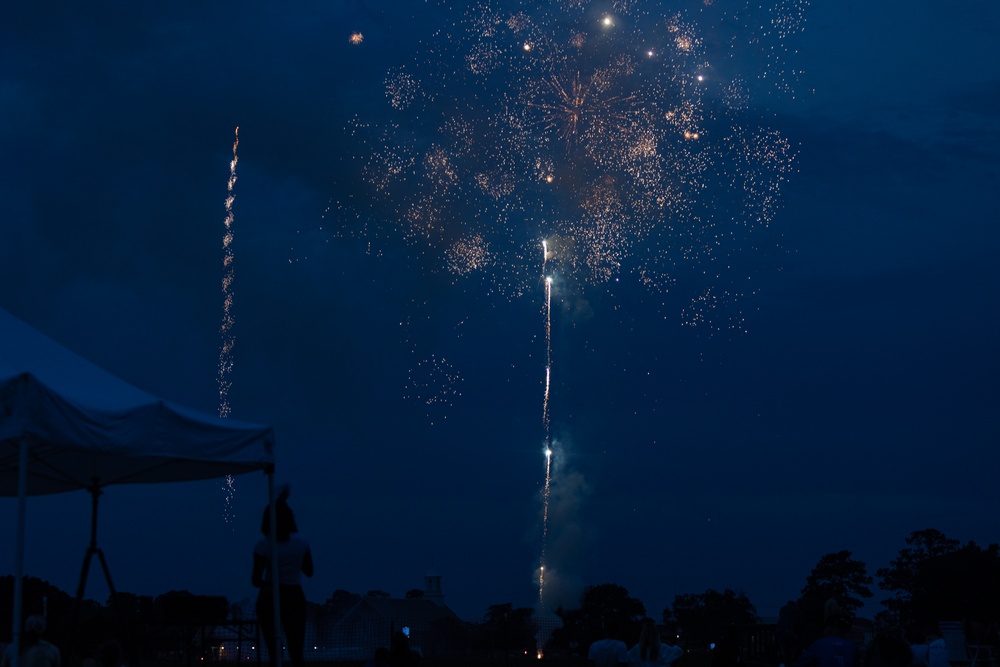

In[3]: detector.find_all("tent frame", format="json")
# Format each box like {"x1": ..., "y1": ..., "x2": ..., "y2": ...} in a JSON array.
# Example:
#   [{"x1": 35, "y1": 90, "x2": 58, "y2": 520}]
[
  {"x1": 75, "y1": 478, "x2": 119, "y2": 606},
  {"x1": 1, "y1": 307, "x2": 278, "y2": 667},
  {"x1": 10, "y1": 462, "x2": 283, "y2": 667}
]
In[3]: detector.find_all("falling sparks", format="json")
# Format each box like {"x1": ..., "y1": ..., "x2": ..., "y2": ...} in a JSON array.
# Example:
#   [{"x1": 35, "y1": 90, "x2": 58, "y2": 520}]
[
  {"x1": 445, "y1": 234, "x2": 492, "y2": 275},
  {"x1": 404, "y1": 354, "x2": 464, "y2": 425},
  {"x1": 384, "y1": 68, "x2": 420, "y2": 110},
  {"x1": 218, "y1": 126, "x2": 239, "y2": 522},
  {"x1": 349, "y1": 32, "x2": 364, "y2": 45}
]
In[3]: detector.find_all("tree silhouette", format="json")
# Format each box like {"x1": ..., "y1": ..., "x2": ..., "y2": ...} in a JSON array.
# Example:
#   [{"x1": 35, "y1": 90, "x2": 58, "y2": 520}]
[
  {"x1": 480, "y1": 603, "x2": 537, "y2": 658},
  {"x1": 798, "y1": 550, "x2": 873, "y2": 639},
  {"x1": 322, "y1": 589, "x2": 361, "y2": 625},
  {"x1": 914, "y1": 543, "x2": 1000, "y2": 623},
  {"x1": 884, "y1": 539, "x2": 1000, "y2": 640},
  {"x1": 665, "y1": 588, "x2": 759, "y2": 651},
  {"x1": 876, "y1": 528, "x2": 960, "y2": 630},
  {"x1": 0, "y1": 575, "x2": 76, "y2": 644},
  {"x1": 547, "y1": 584, "x2": 646, "y2": 655}
]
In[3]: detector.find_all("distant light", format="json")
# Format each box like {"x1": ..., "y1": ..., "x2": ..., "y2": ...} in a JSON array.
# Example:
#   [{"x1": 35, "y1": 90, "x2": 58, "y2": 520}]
[
  {"x1": 602, "y1": 15, "x2": 614, "y2": 27},
  {"x1": 349, "y1": 32, "x2": 364, "y2": 45},
  {"x1": 523, "y1": 42, "x2": 532, "y2": 51},
  {"x1": 697, "y1": 74, "x2": 705, "y2": 82}
]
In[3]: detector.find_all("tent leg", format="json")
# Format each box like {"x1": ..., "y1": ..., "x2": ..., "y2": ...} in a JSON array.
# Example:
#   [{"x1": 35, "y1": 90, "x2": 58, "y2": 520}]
[
  {"x1": 71, "y1": 480, "x2": 121, "y2": 662},
  {"x1": 74, "y1": 545, "x2": 119, "y2": 604},
  {"x1": 11, "y1": 438, "x2": 29, "y2": 667}
]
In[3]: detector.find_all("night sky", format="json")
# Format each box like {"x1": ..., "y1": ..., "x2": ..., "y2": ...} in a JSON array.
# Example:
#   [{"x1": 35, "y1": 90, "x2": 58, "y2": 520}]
[{"x1": 2, "y1": 1, "x2": 999, "y2": 623}]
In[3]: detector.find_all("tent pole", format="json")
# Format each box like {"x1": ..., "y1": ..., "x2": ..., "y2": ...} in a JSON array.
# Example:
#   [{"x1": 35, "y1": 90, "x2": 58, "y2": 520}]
[
  {"x1": 71, "y1": 479, "x2": 120, "y2": 661},
  {"x1": 12, "y1": 437, "x2": 28, "y2": 667},
  {"x1": 267, "y1": 471, "x2": 282, "y2": 667}
]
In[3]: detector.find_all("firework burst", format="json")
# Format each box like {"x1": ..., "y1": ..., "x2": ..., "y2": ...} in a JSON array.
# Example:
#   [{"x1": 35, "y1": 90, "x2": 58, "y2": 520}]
[{"x1": 338, "y1": 0, "x2": 803, "y2": 324}]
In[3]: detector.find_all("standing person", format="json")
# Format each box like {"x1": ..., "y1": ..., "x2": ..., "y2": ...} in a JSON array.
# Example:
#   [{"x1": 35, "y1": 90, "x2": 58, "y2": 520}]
[
  {"x1": 1, "y1": 615, "x2": 61, "y2": 667},
  {"x1": 252, "y1": 485, "x2": 314, "y2": 667},
  {"x1": 627, "y1": 620, "x2": 684, "y2": 667}
]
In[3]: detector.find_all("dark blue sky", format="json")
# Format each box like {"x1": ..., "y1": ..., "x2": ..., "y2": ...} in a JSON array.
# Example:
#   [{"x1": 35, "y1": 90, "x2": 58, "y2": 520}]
[{"x1": 1, "y1": 1, "x2": 999, "y2": 622}]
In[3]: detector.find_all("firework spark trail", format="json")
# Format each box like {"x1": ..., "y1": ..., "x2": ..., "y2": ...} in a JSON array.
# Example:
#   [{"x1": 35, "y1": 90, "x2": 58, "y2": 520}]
[
  {"x1": 539, "y1": 241, "x2": 554, "y2": 608},
  {"x1": 539, "y1": 444, "x2": 552, "y2": 607},
  {"x1": 218, "y1": 126, "x2": 239, "y2": 522},
  {"x1": 541, "y1": 241, "x2": 551, "y2": 430}
]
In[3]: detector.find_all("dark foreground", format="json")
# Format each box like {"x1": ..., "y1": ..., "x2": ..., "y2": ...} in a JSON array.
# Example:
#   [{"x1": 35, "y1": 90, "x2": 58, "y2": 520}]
[{"x1": 136, "y1": 653, "x2": 721, "y2": 667}]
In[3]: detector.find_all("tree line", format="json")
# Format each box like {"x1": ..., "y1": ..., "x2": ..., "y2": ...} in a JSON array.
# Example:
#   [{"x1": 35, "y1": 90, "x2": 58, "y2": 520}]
[
  {"x1": 4, "y1": 528, "x2": 999, "y2": 659},
  {"x1": 539, "y1": 528, "x2": 1000, "y2": 655}
]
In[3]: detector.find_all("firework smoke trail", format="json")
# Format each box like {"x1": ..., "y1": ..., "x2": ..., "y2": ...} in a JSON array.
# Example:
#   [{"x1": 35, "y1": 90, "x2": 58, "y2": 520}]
[
  {"x1": 218, "y1": 126, "x2": 239, "y2": 522},
  {"x1": 539, "y1": 241, "x2": 553, "y2": 609}
]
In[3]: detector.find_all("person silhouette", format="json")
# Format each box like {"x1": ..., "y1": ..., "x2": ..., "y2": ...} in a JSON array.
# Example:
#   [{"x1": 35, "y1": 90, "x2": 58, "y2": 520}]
[
  {"x1": 627, "y1": 620, "x2": 683, "y2": 667},
  {"x1": 1, "y1": 615, "x2": 61, "y2": 667},
  {"x1": 252, "y1": 485, "x2": 314, "y2": 667}
]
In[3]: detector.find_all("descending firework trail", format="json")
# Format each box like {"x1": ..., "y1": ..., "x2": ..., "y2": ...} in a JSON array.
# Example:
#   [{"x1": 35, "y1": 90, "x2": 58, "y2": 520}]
[
  {"x1": 541, "y1": 241, "x2": 551, "y2": 432},
  {"x1": 539, "y1": 241, "x2": 554, "y2": 607},
  {"x1": 218, "y1": 126, "x2": 239, "y2": 521},
  {"x1": 539, "y1": 444, "x2": 552, "y2": 607}
]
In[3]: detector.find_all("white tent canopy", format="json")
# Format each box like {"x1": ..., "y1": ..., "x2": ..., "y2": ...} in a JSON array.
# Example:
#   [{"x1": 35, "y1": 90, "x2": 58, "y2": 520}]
[
  {"x1": 0, "y1": 306, "x2": 276, "y2": 662},
  {"x1": 0, "y1": 307, "x2": 274, "y2": 495}
]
